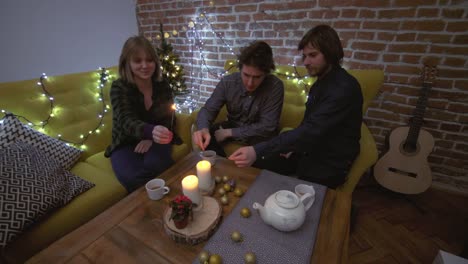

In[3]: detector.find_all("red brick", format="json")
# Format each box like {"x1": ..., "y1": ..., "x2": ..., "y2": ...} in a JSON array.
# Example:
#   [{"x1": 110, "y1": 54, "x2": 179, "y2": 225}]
[
  {"x1": 416, "y1": 34, "x2": 452, "y2": 44},
  {"x1": 454, "y1": 80, "x2": 468, "y2": 91},
  {"x1": 377, "y1": 32, "x2": 395, "y2": 41},
  {"x1": 216, "y1": 6, "x2": 233, "y2": 13},
  {"x1": 323, "y1": 10, "x2": 340, "y2": 18},
  {"x1": 396, "y1": 33, "x2": 416, "y2": 42},
  {"x1": 318, "y1": 0, "x2": 349, "y2": 7},
  {"x1": 431, "y1": 45, "x2": 468, "y2": 55},
  {"x1": 277, "y1": 11, "x2": 308, "y2": 20},
  {"x1": 427, "y1": 99, "x2": 449, "y2": 110},
  {"x1": 447, "y1": 22, "x2": 468, "y2": 32},
  {"x1": 341, "y1": 9, "x2": 358, "y2": 18},
  {"x1": 382, "y1": 102, "x2": 414, "y2": 115},
  {"x1": 353, "y1": 0, "x2": 390, "y2": 7},
  {"x1": 367, "y1": 109, "x2": 401, "y2": 121},
  {"x1": 448, "y1": 103, "x2": 468, "y2": 113},
  {"x1": 444, "y1": 57, "x2": 466, "y2": 67},
  {"x1": 453, "y1": 35, "x2": 468, "y2": 45},
  {"x1": 363, "y1": 21, "x2": 399, "y2": 30},
  {"x1": 352, "y1": 41, "x2": 386, "y2": 51},
  {"x1": 333, "y1": 21, "x2": 361, "y2": 29},
  {"x1": 402, "y1": 55, "x2": 421, "y2": 64},
  {"x1": 387, "y1": 75, "x2": 409, "y2": 84},
  {"x1": 378, "y1": 9, "x2": 415, "y2": 18},
  {"x1": 388, "y1": 44, "x2": 427, "y2": 53},
  {"x1": 394, "y1": 0, "x2": 437, "y2": 6},
  {"x1": 357, "y1": 32, "x2": 375, "y2": 40},
  {"x1": 442, "y1": 8, "x2": 465, "y2": 19},
  {"x1": 234, "y1": 4, "x2": 257, "y2": 12},
  {"x1": 354, "y1": 51, "x2": 379, "y2": 61},
  {"x1": 417, "y1": 8, "x2": 440, "y2": 17},
  {"x1": 385, "y1": 93, "x2": 408, "y2": 104},
  {"x1": 401, "y1": 20, "x2": 446, "y2": 31},
  {"x1": 358, "y1": 9, "x2": 376, "y2": 18},
  {"x1": 441, "y1": 123, "x2": 462, "y2": 132},
  {"x1": 398, "y1": 87, "x2": 422, "y2": 96},
  {"x1": 438, "y1": 68, "x2": 468, "y2": 79}
]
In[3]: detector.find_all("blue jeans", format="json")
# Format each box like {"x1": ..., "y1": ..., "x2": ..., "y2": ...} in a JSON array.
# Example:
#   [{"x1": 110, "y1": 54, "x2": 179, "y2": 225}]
[{"x1": 110, "y1": 142, "x2": 173, "y2": 193}]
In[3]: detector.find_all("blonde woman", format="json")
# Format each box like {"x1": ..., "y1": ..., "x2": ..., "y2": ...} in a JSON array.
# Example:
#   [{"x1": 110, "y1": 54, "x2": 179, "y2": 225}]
[{"x1": 105, "y1": 36, "x2": 181, "y2": 192}]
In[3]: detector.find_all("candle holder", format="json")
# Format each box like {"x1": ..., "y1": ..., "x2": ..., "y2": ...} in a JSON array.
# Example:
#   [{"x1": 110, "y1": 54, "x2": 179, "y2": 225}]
[
  {"x1": 196, "y1": 160, "x2": 215, "y2": 195},
  {"x1": 182, "y1": 175, "x2": 203, "y2": 211}
]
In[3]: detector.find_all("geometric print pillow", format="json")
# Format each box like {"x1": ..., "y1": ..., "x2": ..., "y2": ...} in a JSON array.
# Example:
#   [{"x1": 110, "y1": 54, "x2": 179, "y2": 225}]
[
  {"x1": 0, "y1": 113, "x2": 82, "y2": 170},
  {"x1": 0, "y1": 142, "x2": 95, "y2": 248}
]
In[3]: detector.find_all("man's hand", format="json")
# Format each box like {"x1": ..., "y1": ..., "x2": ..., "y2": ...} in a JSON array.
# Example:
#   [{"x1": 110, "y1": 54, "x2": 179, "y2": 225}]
[
  {"x1": 193, "y1": 128, "x2": 211, "y2": 150},
  {"x1": 152, "y1": 125, "x2": 173, "y2": 144},
  {"x1": 228, "y1": 146, "x2": 257, "y2": 167},
  {"x1": 214, "y1": 127, "x2": 232, "y2": 143},
  {"x1": 134, "y1": 139, "x2": 153, "y2": 153}
]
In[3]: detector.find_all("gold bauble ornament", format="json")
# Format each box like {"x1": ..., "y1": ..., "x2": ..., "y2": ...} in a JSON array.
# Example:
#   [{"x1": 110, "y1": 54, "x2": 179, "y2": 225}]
[
  {"x1": 244, "y1": 252, "x2": 256, "y2": 264},
  {"x1": 209, "y1": 254, "x2": 223, "y2": 264},
  {"x1": 199, "y1": 251, "x2": 210, "y2": 263},
  {"x1": 234, "y1": 187, "x2": 244, "y2": 197},
  {"x1": 230, "y1": 231, "x2": 243, "y2": 242},
  {"x1": 240, "y1": 208, "x2": 251, "y2": 218},
  {"x1": 223, "y1": 183, "x2": 231, "y2": 192},
  {"x1": 218, "y1": 187, "x2": 226, "y2": 196},
  {"x1": 220, "y1": 195, "x2": 229, "y2": 205},
  {"x1": 222, "y1": 175, "x2": 229, "y2": 183},
  {"x1": 215, "y1": 175, "x2": 222, "y2": 184}
]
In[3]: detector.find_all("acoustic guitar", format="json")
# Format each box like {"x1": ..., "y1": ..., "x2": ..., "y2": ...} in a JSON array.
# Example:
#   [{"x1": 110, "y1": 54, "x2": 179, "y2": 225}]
[{"x1": 374, "y1": 61, "x2": 437, "y2": 194}]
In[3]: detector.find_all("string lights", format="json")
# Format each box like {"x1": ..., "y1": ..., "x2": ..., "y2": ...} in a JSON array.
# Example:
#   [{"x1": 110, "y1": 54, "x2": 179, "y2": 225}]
[{"x1": 1, "y1": 67, "x2": 112, "y2": 150}]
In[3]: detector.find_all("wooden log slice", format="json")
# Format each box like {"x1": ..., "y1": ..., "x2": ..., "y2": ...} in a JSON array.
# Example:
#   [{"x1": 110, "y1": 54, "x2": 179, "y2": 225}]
[{"x1": 163, "y1": 196, "x2": 222, "y2": 245}]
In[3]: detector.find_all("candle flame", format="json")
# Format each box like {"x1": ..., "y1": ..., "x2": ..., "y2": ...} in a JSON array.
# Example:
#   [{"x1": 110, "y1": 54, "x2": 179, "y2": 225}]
[{"x1": 171, "y1": 104, "x2": 176, "y2": 110}]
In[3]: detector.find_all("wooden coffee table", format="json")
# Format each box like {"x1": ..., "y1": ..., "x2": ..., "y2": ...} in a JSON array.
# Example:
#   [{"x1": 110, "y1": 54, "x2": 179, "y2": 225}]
[{"x1": 28, "y1": 153, "x2": 351, "y2": 264}]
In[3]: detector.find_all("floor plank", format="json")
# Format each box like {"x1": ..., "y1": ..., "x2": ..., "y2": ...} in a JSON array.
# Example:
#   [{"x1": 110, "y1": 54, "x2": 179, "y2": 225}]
[{"x1": 350, "y1": 185, "x2": 468, "y2": 263}]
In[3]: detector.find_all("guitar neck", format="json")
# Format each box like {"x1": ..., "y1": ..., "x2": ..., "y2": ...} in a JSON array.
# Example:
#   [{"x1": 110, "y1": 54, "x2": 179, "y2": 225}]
[{"x1": 405, "y1": 82, "x2": 432, "y2": 148}]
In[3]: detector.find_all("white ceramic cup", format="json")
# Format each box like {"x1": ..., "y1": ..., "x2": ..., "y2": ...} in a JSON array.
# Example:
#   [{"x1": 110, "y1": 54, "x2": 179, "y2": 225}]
[
  {"x1": 295, "y1": 184, "x2": 316, "y2": 202},
  {"x1": 145, "y1": 179, "x2": 170, "y2": 200},
  {"x1": 199, "y1": 150, "x2": 217, "y2": 166}
]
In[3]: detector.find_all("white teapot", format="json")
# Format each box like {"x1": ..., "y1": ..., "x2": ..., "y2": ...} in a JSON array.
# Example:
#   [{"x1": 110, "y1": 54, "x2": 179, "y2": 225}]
[{"x1": 253, "y1": 190, "x2": 314, "y2": 232}]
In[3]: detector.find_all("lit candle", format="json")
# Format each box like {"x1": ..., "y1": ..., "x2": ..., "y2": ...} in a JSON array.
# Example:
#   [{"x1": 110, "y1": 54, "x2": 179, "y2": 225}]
[
  {"x1": 170, "y1": 104, "x2": 176, "y2": 131},
  {"x1": 196, "y1": 160, "x2": 212, "y2": 191},
  {"x1": 182, "y1": 175, "x2": 202, "y2": 206}
]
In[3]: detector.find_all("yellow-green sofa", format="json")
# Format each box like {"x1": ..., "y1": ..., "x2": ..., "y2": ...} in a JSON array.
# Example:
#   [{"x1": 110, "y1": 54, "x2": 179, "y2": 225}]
[
  {"x1": 194, "y1": 60, "x2": 383, "y2": 195},
  {"x1": 0, "y1": 67, "x2": 193, "y2": 263}
]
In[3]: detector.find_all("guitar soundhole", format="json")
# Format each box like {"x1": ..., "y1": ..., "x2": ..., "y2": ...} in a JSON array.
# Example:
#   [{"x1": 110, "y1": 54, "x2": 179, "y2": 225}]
[
  {"x1": 388, "y1": 167, "x2": 417, "y2": 178},
  {"x1": 403, "y1": 142, "x2": 417, "y2": 153}
]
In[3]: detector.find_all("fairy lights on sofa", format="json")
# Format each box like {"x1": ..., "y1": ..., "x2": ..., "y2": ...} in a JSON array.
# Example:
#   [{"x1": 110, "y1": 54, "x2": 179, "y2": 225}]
[{"x1": 0, "y1": 67, "x2": 113, "y2": 150}]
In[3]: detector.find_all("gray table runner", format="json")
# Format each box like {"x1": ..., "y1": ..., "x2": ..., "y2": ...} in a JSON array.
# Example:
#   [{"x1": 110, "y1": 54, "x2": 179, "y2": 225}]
[{"x1": 194, "y1": 170, "x2": 327, "y2": 264}]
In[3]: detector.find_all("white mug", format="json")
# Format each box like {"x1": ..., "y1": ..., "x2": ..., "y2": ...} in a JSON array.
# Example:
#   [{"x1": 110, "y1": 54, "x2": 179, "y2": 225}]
[
  {"x1": 199, "y1": 150, "x2": 217, "y2": 166},
  {"x1": 295, "y1": 184, "x2": 316, "y2": 203},
  {"x1": 145, "y1": 179, "x2": 170, "y2": 200}
]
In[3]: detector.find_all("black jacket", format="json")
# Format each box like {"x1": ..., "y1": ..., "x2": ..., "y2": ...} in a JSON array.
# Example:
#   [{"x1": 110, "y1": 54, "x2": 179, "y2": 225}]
[{"x1": 254, "y1": 66, "x2": 363, "y2": 182}]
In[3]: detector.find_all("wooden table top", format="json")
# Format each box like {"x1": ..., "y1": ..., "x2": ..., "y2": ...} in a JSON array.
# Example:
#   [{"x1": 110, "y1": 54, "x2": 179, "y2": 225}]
[{"x1": 28, "y1": 153, "x2": 351, "y2": 264}]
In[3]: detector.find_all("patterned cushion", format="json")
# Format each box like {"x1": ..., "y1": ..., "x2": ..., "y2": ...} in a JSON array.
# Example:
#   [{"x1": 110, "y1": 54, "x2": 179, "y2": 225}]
[
  {"x1": 0, "y1": 114, "x2": 82, "y2": 170},
  {"x1": 0, "y1": 142, "x2": 95, "y2": 248}
]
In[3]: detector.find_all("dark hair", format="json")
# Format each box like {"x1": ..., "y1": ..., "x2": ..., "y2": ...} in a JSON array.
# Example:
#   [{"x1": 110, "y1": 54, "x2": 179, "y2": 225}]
[
  {"x1": 237, "y1": 41, "x2": 275, "y2": 74},
  {"x1": 118, "y1": 36, "x2": 162, "y2": 83},
  {"x1": 298, "y1": 25, "x2": 344, "y2": 66}
]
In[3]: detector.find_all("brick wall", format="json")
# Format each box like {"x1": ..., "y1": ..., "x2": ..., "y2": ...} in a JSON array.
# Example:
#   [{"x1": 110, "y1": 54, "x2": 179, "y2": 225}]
[{"x1": 136, "y1": 0, "x2": 468, "y2": 193}]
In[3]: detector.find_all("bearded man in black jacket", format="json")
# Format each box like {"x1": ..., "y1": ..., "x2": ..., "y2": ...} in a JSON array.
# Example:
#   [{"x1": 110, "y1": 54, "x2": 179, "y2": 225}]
[{"x1": 229, "y1": 25, "x2": 363, "y2": 188}]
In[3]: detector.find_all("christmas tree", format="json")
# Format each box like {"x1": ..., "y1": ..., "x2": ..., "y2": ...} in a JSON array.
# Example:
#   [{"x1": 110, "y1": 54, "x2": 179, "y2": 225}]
[{"x1": 157, "y1": 23, "x2": 187, "y2": 95}]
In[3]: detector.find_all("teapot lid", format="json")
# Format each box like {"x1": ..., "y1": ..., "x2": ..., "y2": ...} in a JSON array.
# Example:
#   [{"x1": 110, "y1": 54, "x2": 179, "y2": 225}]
[{"x1": 274, "y1": 190, "x2": 299, "y2": 209}]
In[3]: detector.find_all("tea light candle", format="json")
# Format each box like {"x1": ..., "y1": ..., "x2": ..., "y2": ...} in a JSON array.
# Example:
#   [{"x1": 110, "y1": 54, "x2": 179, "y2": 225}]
[
  {"x1": 182, "y1": 175, "x2": 201, "y2": 206},
  {"x1": 196, "y1": 160, "x2": 212, "y2": 191}
]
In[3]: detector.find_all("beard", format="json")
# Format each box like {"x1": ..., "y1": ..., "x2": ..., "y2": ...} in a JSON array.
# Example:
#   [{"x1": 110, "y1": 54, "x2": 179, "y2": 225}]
[{"x1": 307, "y1": 64, "x2": 331, "y2": 78}]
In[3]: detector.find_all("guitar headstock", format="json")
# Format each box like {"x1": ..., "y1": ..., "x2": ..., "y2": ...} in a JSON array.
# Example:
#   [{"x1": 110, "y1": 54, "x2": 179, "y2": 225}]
[{"x1": 422, "y1": 57, "x2": 438, "y2": 84}]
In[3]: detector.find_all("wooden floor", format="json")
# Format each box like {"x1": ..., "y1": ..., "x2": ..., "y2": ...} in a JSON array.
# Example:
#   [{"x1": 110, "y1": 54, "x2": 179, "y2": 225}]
[{"x1": 349, "y1": 184, "x2": 468, "y2": 263}]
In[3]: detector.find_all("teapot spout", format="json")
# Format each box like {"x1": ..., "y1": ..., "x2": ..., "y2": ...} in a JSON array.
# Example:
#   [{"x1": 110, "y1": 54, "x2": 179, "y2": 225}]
[{"x1": 253, "y1": 202, "x2": 270, "y2": 225}]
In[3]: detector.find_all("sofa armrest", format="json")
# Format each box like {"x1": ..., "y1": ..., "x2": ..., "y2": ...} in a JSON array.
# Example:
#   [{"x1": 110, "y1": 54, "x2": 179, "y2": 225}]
[{"x1": 175, "y1": 112, "x2": 193, "y2": 147}]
